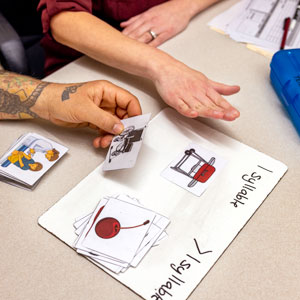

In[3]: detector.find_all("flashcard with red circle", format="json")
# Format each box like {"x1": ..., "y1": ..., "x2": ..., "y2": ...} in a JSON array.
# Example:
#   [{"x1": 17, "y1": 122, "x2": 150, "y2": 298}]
[
  {"x1": 73, "y1": 194, "x2": 170, "y2": 272},
  {"x1": 81, "y1": 197, "x2": 156, "y2": 264}
]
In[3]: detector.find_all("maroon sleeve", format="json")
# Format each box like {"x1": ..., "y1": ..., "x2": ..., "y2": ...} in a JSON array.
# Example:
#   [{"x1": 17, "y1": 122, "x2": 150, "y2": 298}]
[
  {"x1": 38, "y1": 0, "x2": 93, "y2": 34},
  {"x1": 37, "y1": 0, "x2": 94, "y2": 75}
]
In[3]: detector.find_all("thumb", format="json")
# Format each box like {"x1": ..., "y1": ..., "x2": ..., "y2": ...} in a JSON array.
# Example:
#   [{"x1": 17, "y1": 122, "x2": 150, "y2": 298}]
[{"x1": 85, "y1": 106, "x2": 124, "y2": 135}]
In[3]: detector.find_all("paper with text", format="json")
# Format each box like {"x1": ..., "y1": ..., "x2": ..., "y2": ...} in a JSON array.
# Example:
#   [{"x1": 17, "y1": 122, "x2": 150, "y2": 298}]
[{"x1": 209, "y1": 0, "x2": 300, "y2": 53}]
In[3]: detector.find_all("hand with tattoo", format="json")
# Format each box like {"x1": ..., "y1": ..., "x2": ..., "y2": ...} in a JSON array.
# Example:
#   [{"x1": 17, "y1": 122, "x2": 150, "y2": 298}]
[{"x1": 0, "y1": 71, "x2": 142, "y2": 148}]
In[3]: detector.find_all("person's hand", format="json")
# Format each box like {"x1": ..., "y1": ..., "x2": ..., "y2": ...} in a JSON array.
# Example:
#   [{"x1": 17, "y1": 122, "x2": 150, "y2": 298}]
[
  {"x1": 36, "y1": 80, "x2": 142, "y2": 148},
  {"x1": 120, "y1": 1, "x2": 192, "y2": 47},
  {"x1": 153, "y1": 59, "x2": 240, "y2": 120}
]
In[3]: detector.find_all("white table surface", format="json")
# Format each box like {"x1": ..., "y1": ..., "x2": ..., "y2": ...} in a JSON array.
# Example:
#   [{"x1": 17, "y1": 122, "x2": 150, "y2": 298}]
[{"x1": 1, "y1": 1, "x2": 299, "y2": 299}]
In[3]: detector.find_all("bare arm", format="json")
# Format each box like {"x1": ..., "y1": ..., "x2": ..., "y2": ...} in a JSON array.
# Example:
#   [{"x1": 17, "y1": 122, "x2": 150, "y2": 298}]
[
  {"x1": 50, "y1": 11, "x2": 240, "y2": 121},
  {"x1": 50, "y1": 11, "x2": 166, "y2": 80}
]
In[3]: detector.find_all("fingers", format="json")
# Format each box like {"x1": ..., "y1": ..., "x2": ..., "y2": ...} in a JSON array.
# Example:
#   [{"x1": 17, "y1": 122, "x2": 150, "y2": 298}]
[
  {"x1": 209, "y1": 80, "x2": 240, "y2": 96},
  {"x1": 85, "y1": 81, "x2": 142, "y2": 147},
  {"x1": 174, "y1": 101, "x2": 224, "y2": 119},
  {"x1": 120, "y1": 15, "x2": 140, "y2": 30},
  {"x1": 206, "y1": 88, "x2": 232, "y2": 109},
  {"x1": 136, "y1": 30, "x2": 158, "y2": 44},
  {"x1": 123, "y1": 25, "x2": 167, "y2": 47},
  {"x1": 93, "y1": 134, "x2": 114, "y2": 148},
  {"x1": 180, "y1": 75, "x2": 240, "y2": 120},
  {"x1": 121, "y1": 17, "x2": 145, "y2": 37},
  {"x1": 82, "y1": 104, "x2": 124, "y2": 135},
  {"x1": 148, "y1": 32, "x2": 169, "y2": 47},
  {"x1": 206, "y1": 82, "x2": 240, "y2": 120},
  {"x1": 101, "y1": 82, "x2": 142, "y2": 118},
  {"x1": 122, "y1": 21, "x2": 160, "y2": 44},
  {"x1": 174, "y1": 98, "x2": 223, "y2": 120},
  {"x1": 173, "y1": 99, "x2": 200, "y2": 118},
  {"x1": 205, "y1": 87, "x2": 240, "y2": 120},
  {"x1": 170, "y1": 85, "x2": 240, "y2": 121},
  {"x1": 115, "y1": 107, "x2": 130, "y2": 119},
  {"x1": 173, "y1": 98, "x2": 237, "y2": 121},
  {"x1": 135, "y1": 30, "x2": 167, "y2": 46},
  {"x1": 223, "y1": 109, "x2": 240, "y2": 121},
  {"x1": 121, "y1": 14, "x2": 163, "y2": 45}
]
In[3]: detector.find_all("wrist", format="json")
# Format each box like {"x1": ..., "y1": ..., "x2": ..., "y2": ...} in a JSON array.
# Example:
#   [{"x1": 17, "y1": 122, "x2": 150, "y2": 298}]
[
  {"x1": 144, "y1": 48, "x2": 179, "y2": 82},
  {"x1": 30, "y1": 82, "x2": 53, "y2": 120}
]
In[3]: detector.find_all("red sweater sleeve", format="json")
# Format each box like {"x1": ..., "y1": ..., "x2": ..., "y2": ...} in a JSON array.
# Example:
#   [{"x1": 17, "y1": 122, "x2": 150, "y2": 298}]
[
  {"x1": 37, "y1": 0, "x2": 168, "y2": 75},
  {"x1": 38, "y1": 0, "x2": 93, "y2": 34}
]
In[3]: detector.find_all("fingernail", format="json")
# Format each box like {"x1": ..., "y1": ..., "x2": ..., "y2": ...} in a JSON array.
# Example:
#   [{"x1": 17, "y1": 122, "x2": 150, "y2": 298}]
[
  {"x1": 225, "y1": 110, "x2": 239, "y2": 119},
  {"x1": 190, "y1": 110, "x2": 199, "y2": 118},
  {"x1": 232, "y1": 109, "x2": 240, "y2": 118},
  {"x1": 212, "y1": 110, "x2": 224, "y2": 118},
  {"x1": 224, "y1": 112, "x2": 234, "y2": 119},
  {"x1": 113, "y1": 123, "x2": 123, "y2": 134}
]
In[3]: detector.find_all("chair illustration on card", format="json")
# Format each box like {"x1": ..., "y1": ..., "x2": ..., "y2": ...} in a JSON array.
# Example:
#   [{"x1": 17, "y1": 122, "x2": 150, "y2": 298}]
[
  {"x1": 171, "y1": 148, "x2": 216, "y2": 187},
  {"x1": 108, "y1": 125, "x2": 145, "y2": 163}
]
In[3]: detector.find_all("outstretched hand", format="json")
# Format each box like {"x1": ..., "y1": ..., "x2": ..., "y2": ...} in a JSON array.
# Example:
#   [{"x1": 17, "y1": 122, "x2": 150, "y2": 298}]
[
  {"x1": 120, "y1": 1, "x2": 239, "y2": 120},
  {"x1": 120, "y1": 1, "x2": 191, "y2": 47},
  {"x1": 153, "y1": 60, "x2": 240, "y2": 120},
  {"x1": 41, "y1": 80, "x2": 142, "y2": 148}
]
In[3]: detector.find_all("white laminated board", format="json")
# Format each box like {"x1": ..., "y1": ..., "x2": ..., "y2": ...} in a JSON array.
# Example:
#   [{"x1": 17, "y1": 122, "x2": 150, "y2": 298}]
[{"x1": 39, "y1": 108, "x2": 287, "y2": 300}]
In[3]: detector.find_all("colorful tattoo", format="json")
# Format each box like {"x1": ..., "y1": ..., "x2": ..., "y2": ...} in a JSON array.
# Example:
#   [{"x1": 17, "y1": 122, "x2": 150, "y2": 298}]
[{"x1": 0, "y1": 71, "x2": 49, "y2": 119}]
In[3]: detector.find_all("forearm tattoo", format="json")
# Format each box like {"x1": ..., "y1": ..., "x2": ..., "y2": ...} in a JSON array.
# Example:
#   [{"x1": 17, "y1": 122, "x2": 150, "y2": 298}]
[
  {"x1": 0, "y1": 71, "x2": 49, "y2": 119},
  {"x1": 61, "y1": 83, "x2": 83, "y2": 101}
]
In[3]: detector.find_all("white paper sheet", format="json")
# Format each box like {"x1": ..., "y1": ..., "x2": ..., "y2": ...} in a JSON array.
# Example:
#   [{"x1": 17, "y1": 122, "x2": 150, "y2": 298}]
[
  {"x1": 209, "y1": 0, "x2": 300, "y2": 53},
  {"x1": 38, "y1": 108, "x2": 287, "y2": 300}
]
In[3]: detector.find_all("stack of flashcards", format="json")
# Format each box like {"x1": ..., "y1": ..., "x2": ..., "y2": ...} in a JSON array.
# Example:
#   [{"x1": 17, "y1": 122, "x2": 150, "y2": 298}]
[
  {"x1": 0, "y1": 132, "x2": 68, "y2": 190},
  {"x1": 102, "y1": 113, "x2": 151, "y2": 171},
  {"x1": 73, "y1": 194, "x2": 170, "y2": 274}
]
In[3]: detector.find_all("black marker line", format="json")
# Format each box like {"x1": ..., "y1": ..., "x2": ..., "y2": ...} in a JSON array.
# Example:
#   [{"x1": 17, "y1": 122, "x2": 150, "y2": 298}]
[
  {"x1": 171, "y1": 274, "x2": 185, "y2": 284},
  {"x1": 231, "y1": 199, "x2": 245, "y2": 206},
  {"x1": 169, "y1": 277, "x2": 181, "y2": 286},
  {"x1": 186, "y1": 254, "x2": 201, "y2": 263},
  {"x1": 257, "y1": 165, "x2": 273, "y2": 173},
  {"x1": 244, "y1": 183, "x2": 256, "y2": 190},
  {"x1": 194, "y1": 238, "x2": 213, "y2": 255},
  {"x1": 243, "y1": 185, "x2": 253, "y2": 191},
  {"x1": 255, "y1": 0, "x2": 280, "y2": 37}
]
